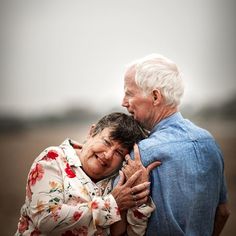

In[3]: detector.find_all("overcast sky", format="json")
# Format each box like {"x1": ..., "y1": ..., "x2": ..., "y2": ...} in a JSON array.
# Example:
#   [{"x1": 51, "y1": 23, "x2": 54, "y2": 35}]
[{"x1": 0, "y1": 0, "x2": 235, "y2": 117}]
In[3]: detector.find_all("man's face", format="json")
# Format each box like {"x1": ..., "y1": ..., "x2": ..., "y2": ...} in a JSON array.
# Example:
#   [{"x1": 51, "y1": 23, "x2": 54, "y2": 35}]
[
  {"x1": 122, "y1": 68, "x2": 153, "y2": 129},
  {"x1": 79, "y1": 128, "x2": 128, "y2": 181}
]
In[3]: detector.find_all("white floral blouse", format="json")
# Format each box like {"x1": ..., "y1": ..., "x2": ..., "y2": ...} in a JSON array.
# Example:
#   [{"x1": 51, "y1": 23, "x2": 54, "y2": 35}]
[{"x1": 15, "y1": 139, "x2": 154, "y2": 236}]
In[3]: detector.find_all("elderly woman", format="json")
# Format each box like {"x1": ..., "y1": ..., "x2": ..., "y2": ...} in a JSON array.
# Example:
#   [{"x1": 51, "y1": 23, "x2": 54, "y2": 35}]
[{"x1": 15, "y1": 112, "x2": 158, "y2": 236}]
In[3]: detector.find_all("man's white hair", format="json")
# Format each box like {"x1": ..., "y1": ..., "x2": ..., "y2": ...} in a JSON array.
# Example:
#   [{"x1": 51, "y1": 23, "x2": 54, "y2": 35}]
[{"x1": 126, "y1": 54, "x2": 184, "y2": 107}]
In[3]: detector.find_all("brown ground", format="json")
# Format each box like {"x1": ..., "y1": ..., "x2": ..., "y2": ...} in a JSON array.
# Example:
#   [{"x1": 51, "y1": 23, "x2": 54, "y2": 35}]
[{"x1": 0, "y1": 120, "x2": 235, "y2": 235}]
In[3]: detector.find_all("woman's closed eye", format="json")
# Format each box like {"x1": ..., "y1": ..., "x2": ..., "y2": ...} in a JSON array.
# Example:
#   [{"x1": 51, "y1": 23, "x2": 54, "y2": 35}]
[
  {"x1": 102, "y1": 138, "x2": 112, "y2": 147},
  {"x1": 115, "y1": 150, "x2": 124, "y2": 159}
]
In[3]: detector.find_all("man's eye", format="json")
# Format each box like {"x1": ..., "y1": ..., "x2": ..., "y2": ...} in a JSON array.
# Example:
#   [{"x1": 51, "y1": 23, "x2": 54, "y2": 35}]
[{"x1": 126, "y1": 90, "x2": 134, "y2": 96}]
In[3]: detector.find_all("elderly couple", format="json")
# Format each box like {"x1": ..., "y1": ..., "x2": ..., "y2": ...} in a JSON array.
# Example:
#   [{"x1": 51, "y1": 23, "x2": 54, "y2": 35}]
[{"x1": 16, "y1": 54, "x2": 230, "y2": 236}]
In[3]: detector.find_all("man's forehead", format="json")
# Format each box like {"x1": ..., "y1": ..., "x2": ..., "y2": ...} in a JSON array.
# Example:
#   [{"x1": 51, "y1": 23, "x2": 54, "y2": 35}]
[{"x1": 125, "y1": 65, "x2": 136, "y2": 79}]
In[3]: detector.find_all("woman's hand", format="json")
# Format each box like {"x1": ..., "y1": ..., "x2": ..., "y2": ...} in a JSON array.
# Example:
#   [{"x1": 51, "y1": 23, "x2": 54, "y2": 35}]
[{"x1": 111, "y1": 170, "x2": 150, "y2": 211}]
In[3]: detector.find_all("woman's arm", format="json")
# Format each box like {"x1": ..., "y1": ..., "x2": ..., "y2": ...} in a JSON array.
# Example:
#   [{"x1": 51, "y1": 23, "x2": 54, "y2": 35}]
[
  {"x1": 126, "y1": 198, "x2": 155, "y2": 236},
  {"x1": 111, "y1": 169, "x2": 155, "y2": 236},
  {"x1": 110, "y1": 199, "x2": 155, "y2": 236},
  {"x1": 110, "y1": 211, "x2": 127, "y2": 236}
]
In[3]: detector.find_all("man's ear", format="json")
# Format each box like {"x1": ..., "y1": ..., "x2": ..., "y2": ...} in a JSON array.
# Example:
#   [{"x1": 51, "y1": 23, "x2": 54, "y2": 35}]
[
  {"x1": 88, "y1": 124, "x2": 96, "y2": 138},
  {"x1": 152, "y1": 89, "x2": 162, "y2": 105}
]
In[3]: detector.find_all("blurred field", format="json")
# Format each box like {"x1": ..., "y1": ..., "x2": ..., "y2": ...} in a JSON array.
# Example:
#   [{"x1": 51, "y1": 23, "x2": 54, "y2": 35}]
[{"x1": 0, "y1": 119, "x2": 235, "y2": 235}]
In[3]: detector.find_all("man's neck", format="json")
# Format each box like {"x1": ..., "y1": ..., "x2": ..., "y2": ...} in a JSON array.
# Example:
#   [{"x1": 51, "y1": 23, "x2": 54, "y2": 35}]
[{"x1": 152, "y1": 106, "x2": 178, "y2": 129}]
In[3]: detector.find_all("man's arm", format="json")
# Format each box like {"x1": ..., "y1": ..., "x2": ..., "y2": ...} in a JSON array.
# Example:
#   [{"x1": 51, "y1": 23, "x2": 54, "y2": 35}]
[{"x1": 212, "y1": 203, "x2": 230, "y2": 236}]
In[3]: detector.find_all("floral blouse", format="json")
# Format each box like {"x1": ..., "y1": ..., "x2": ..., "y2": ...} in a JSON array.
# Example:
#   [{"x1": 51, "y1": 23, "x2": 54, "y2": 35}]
[{"x1": 15, "y1": 139, "x2": 154, "y2": 236}]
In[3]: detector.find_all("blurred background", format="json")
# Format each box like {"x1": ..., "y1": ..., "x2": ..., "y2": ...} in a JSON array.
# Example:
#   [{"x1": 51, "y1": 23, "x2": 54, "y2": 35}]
[{"x1": 0, "y1": 0, "x2": 235, "y2": 235}]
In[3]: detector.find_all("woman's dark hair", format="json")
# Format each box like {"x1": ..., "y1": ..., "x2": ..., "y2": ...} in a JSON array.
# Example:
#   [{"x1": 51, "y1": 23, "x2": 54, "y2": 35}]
[{"x1": 91, "y1": 112, "x2": 147, "y2": 152}]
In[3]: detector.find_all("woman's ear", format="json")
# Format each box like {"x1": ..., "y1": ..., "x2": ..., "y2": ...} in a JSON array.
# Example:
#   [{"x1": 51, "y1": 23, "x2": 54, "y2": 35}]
[
  {"x1": 152, "y1": 89, "x2": 162, "y2": 105},
  {"x1": 88, "y1": 124, "x2": 96, "y2": 138}
]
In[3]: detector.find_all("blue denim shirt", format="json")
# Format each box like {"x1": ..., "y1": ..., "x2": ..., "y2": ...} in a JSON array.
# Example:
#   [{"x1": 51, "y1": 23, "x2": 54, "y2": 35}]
[{"x1": 134, "y1": 112, "x2": 228, "y2": 236}]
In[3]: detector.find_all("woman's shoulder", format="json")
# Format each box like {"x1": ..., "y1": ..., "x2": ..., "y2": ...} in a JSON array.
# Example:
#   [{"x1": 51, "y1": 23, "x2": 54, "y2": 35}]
[{"x1": 32, "y1": 145, "x2": 66, "y2": 167}]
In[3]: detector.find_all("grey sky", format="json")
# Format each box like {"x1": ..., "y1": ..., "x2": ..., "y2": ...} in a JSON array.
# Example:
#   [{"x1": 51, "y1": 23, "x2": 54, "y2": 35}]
[{"x1": 0, "y1": 0, "x2": 235, "y2": 117}]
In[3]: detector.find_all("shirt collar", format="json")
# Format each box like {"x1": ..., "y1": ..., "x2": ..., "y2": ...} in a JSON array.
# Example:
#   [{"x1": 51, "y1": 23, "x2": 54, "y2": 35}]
[
  {"x1": 150, "y1": 112, "x2": 183, "y2": 134},
  {"x1": 60, "y1": 139, "x2": 82, "y2": 167}
]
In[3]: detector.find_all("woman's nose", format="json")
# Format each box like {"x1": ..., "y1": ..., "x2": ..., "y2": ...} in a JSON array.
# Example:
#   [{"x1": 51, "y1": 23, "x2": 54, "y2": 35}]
[{"x1": 104, "y1": 149, "x2": 114, "y2": 159}]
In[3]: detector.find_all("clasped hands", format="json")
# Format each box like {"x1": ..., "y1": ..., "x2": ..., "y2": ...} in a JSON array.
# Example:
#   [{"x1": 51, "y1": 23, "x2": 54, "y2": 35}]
[{"x1": 112, "y1": 144, "x2": 161, "y2": 211}]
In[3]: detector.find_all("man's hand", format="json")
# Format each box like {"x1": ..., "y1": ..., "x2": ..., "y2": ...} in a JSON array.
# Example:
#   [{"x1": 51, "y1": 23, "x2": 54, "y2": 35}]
[
  {"x1": 122, "y1": 144, "x2": 161, "y2": 185},
  {"x1": 212, "y1": 203, "x2": 230, "y2": 236},
  {"x1": 111, "y1": 170, "x2": 150, "y2": 211}
]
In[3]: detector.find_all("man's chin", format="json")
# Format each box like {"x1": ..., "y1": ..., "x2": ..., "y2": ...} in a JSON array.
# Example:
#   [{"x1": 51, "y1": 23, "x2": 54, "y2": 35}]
[{"x1": 139, "y1": 120, "x2": 150, "y2": 130}]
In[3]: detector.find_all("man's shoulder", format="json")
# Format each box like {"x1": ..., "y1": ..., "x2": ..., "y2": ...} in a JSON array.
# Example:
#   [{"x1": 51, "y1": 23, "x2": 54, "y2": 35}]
[
  {"x1": 137, "y1": 135, "x2": 174, "y2": 165},
  {"x1": 155, "y1": 117, "x2": 213, "y2": 141},
  {"x1": 137, "y1": 118, "x2": 219, "y2": 163}
]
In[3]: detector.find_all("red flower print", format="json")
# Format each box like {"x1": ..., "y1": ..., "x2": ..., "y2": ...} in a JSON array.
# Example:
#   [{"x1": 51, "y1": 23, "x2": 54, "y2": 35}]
[
  {"x1": 42, "y1": 150, "x2": 58, "y2": 161},
  {"x1": 47, "y1": 150, "x2": 58, "y2": 159},
  {"x1": 115, "y1": 207, "x2": 120, "y2": 216},
  {"x1": 91, "y1": 200, "x2": 99, "y2": 209},
  {"x1": 76, "y1": 226, "x2": 88, "y2": 236},
  {"x1": 104, "y1": 200, "x2": 110, "y2": 209},
  {"x1": 30, "y1": 228, "x2": 41, "y2": 236},
  {"x1": 71, "y1": 143, "x2": 82, "y2": 149},
  {"x1": 65, "y1": 163, "x2": 76, "y2": 178},
  {"x1": 73, "y1": 211, "x2": 83, "y2": 221},
  {"x1": 133, "y1": 209, "x2": 145, "y2": 219},
  {"x1": 18, "y1": 216, "x2": 29, "y2": 233},
  {"x1": 62, "y1": 230, "x2": 77, "y2": 236},
  {"x1": 29, "y1": 163, "x2": 44, "y2": 186}
]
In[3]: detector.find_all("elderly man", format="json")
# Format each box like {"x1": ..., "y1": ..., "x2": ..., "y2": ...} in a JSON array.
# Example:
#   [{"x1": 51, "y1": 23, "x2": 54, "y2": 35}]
[{"x1": 121, "y1": 54, "x2": 230, "y2": 235}]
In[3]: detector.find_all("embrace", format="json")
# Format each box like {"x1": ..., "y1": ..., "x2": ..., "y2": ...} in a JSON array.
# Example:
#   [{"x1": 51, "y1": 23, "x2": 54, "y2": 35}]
[{"x1": 16, "y1": 54, "x2": 230, "y2": 236}]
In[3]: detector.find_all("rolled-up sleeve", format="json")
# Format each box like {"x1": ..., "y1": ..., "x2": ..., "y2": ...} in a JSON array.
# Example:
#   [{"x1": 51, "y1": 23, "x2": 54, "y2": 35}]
[{"x1": 127, "y1": 198, "x2": 155, "y2": 236}]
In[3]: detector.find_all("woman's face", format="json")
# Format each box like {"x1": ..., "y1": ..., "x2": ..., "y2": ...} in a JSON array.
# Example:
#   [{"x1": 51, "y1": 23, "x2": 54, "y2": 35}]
[{"x1": 79, "y1": 128, "x2": 128, "y2": 181}]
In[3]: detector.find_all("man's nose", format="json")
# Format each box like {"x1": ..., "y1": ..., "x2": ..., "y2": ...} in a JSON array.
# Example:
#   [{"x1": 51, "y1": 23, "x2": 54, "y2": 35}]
[{"x1": 122, "y1": 97, "x2": 128, "y2": 107}]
